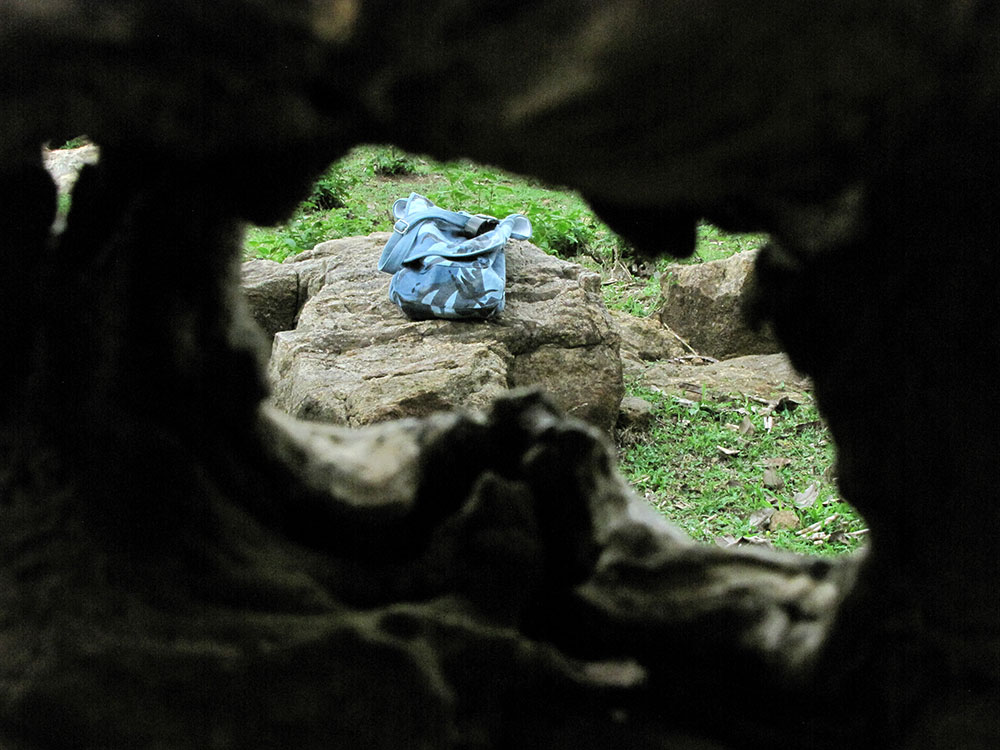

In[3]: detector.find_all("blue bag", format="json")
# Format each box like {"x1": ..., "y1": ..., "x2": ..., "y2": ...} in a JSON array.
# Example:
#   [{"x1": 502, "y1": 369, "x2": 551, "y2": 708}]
[{"x1": 377, "y1": 193, "x2": 532, "y2": 320}]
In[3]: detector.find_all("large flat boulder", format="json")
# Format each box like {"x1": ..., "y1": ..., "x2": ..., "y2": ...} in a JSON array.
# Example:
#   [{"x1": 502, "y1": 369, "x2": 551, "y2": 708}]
[
  {"x1": 643, "y1": 353, "x2": 812, "y2": 404},
  {"x1": 259, "y1": 233, "x2": 623, "y2": 432}
]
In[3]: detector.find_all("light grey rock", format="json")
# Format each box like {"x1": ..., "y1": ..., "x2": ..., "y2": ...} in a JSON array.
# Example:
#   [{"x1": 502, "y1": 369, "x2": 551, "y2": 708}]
[
  {"x1": 617, "y1": 395, "x2": 656, "y2": 431},
  {"x1": 42, "y1": 143, "x2": 99, "y2": 194},
  {"x1": 241, "y1": 259, "x2": 301, "y2": 339},
  {"x1": 610, "y1": 309, "x2": 687, "y2": 362},
  {"x1": 264, "y1": 234, "x2": 624, "y2": 432},
  {"x1": 643, "y1": 353, "x2": 812, "y2": 403}
]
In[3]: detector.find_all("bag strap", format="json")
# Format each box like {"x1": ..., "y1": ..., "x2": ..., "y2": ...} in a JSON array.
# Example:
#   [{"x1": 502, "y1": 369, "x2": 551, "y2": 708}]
[
  {"x1": 391, "y1": 209, "x2": 503, "y2": 240},
  {"x1": 378, "y1": 230, "x2": 418, "y2": 273},
  {"x1": 505, "y1": 214, "x2": 532, "y2": 241}
]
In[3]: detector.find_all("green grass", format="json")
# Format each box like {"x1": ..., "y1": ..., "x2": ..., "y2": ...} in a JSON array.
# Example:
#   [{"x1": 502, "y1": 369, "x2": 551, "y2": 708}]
[
  {"x1": 243, "y1": 146, "x2": 866, "y2": 555},
  {"x1": 618, "y1": 386, "x2": 867, "y2": 555},
  {"x1": 57, "y1": 136, "x2": 90, "y2": 149},
  {"x1": 242, "y1": 145, "x2": 766, "y2": 273},
  {"x1": 694, "y1": 223, "x2": 768, "y2": 263},
  {"x1": 602, "y1": 274, "x2": 663, "y2": 317}
]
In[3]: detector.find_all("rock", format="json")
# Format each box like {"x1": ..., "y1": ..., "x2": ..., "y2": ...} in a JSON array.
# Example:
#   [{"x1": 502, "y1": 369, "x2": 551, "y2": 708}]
[
  {"x1": 659, "y1": 251, "x2": 780, "y2": 359},
  {"x1": 4, "y1": 3, "x2": 1000, "y2": 748},
  {"x1": 610, "y1": 310, "x2": 687, "y2": 363},
  {"x1": 263, "y1": 234, "x2": 623, "y2": 432},
  {"x1": 610, "y1": 309, "x2": 688, "y2": 385},
  {"x1": 643, "y1": 353, "x2": 811, "y2": 403},
  {"x1": 42, "y1": 142, "x2": 99, "y2": 194},
  {"x1": 763, "y1": 468, "x2": 786, "y2": 490},
  {"x1": 241, "y1": 259, "x2": 301, "y2": 339},
  {"x1": 770, "y1": 510, "x2": 800, "y2": 531},
  {"x1": 617, "y1": 395, "x2": 655, "y2": 432}
]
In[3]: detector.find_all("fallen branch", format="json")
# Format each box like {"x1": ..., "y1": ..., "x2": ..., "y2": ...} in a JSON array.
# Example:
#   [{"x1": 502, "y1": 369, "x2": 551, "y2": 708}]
[
  {"x1": 665, "y1": 354, "x2": 719, "y2": 365},
  {"x1": 661, "y1": 323, "x2": 701, "y2": 356},
  {"x1": 796, "y1": 513, "x2": 840, "y2": 537}
]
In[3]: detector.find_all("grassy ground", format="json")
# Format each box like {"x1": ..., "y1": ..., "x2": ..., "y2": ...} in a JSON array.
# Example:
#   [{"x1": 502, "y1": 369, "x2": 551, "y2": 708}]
[
  {"x1": 243, "y1": 145, "x2": 767, "y2": 269},
  {"x1": 619, "y1": 387, "x2": 866, "y2": 554},
  {"x1": 243, "y1": 145, "x2": 867, "y2": 555}
]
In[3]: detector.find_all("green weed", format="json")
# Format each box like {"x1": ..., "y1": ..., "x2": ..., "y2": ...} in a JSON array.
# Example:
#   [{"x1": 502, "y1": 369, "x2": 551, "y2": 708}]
[
  {"x1": 304, "y1": 164, "x2": 355, "y2": 211},
  {"x1": 687, "y1": 223, "x2": 768, "y2": 263},
  {"x1": 242, "y1": 145, "x2": 764, "y2": 272},
  {"x1": 368, "y1": 147, "x2": 419, "y2": 177},
  {"x1": 57, "y1": 136, "x2": 89, "y2": 149},
  {"x1": 619, "y1": 386, "x2": 867, "y2": 555},
  {"x1": 603, "y1": 274, "x2": 662, "y2": 317}
]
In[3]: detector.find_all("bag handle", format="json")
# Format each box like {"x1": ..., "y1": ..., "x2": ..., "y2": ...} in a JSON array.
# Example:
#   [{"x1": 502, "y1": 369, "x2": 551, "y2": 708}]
[
  {"x1": 399, "y1": 214, "x2": 532, "y2": 264},
  {"x1": 379, "y1": 193, "x2": 532, "y2": 273}
]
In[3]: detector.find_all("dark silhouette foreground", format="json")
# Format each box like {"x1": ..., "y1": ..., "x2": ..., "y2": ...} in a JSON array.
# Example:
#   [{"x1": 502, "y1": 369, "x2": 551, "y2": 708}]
[{"x1": 0, "y1": 2, "x2": 997, "y2": 747}]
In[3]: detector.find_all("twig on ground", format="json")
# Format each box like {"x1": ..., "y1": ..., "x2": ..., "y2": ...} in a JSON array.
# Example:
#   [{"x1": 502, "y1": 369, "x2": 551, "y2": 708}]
[
  {"x1": 796, "y1": 513, "x2": 840, "y2": 537},
  {"x1": 665, "y1": 354, "x2": 719, "y2": 365},
  {"x1": 660, "y1": 323, "x2": 701, "y2": 356}
]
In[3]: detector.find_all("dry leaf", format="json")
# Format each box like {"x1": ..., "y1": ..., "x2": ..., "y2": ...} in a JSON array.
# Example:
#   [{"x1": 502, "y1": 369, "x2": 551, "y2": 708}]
[
  {"x1": 763, "y1": 457, "x2": 793, "y2": 468},
  {"x1": 793, "y1": 482, "x2": 821, "y2": 509},
  {"x1": 717, "y1": 445, "x2": 741, "y2": 458},
  {"x1": 748, "y1": 507, "x2": 775, "y2": 530},
  {"x1": 716, "y1": 535, "x2": 772, "y2": 549},
  {"x1": 763, "y1": 468, "x2": 785, "y2": 489},
  {"x1": 739, "y1": 416, "x2": 756, "y2": 436},
  {"x1": 737, "y1": 535, "x2": 772, "y2": 547}
]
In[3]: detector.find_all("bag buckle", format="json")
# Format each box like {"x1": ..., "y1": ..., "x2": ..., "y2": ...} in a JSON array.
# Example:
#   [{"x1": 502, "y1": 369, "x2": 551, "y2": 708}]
[
  {"x1": 464, "y1": 214, "x2": 499, "y2": 237},
  {"x1": 393, "y1": 219, "x2": 410, "y2": 234}
]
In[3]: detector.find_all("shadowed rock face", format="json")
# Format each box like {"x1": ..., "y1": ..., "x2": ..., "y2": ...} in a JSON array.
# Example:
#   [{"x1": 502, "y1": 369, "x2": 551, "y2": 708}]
[
  {"x1": 1, "y1": 2, "x2": 998, "y2": 748},
  {"x1": 659, "y1": 250, "x2": 780, "y2": 359}
]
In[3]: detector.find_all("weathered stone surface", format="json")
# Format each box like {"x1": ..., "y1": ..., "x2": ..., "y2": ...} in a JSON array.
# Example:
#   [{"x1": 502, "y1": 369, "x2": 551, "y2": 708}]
[
  {"x1": 659, "y1": 251, "x2": 780, "y2": 359},
  {"x1": 611, "y1": 309, "x2": 687, "y2": 361},
  {"x1": 617, "y1": 395, "x2": 655, "y2": 432},
  {"x1": 265, "y1": 234, "x2": 624, "y2": 432},
  {"x1": 42, "y1": 142, "x2": 99, "y2": 194},
  {"x1": 770, "y1": 509, "x2": 800, "y2": 531},
  {"x1": 643, "y1": 353, "x2": 812, "y2": 404},
  {"x1": 241, "y1": 259, "x2": 301, "y2": 339},
  {"x1": 2, "y1": 2, "x2": 998, "y2": 749},
  {"x1": 610, "y1": 309, "x2": 689, "y2": 386}
]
